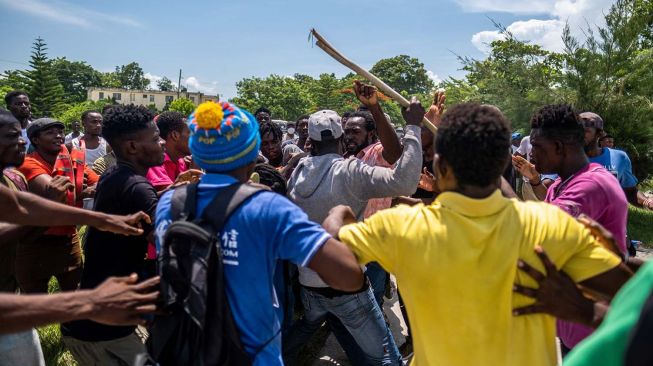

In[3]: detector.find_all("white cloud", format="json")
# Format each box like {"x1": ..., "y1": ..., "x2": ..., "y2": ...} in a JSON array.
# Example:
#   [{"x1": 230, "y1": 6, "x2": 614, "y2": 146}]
[
  {"x1": 145, "y1": 73, "x2": 163, "y2": 89},
  {"x1": 426, "y1": 70, "x2": 442, "y2": 85},
  {"x1": 0, "y1": 0, "x2": 143, "y2": 29},
  {"x1": 184, "y1": 76, "x2": 219, "y2": 95},
  {"x1": 453, "y1": 0, "x2": 556, "y2": 14},
  {"x1": 466, "y1": 0, "x2": 614, "y2": 53}
]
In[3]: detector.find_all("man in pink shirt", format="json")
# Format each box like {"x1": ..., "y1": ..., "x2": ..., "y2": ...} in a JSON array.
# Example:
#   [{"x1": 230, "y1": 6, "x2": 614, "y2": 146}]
[
  {"x1": 528, "y1": 104, "x2": 628, "y2": 355},
  {"x1": 146, "y1": 111, "x2": 201, "y2": 191}
]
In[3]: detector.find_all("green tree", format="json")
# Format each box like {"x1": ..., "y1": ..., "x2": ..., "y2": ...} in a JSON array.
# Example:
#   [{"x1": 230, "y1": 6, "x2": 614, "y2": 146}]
[
  {"x1": 168, "y1": 98, "x2": 195, "y2": 116},
  {"x1": 0, "y1": 70, "x2": 29, "y2": 96},
  {"x1": 114, "y1": 62, "x2": 149, "y2": 90},
  {"x1": 157, "y1": 76, "x2": 175, "y2": 92},
  {"x1": 51, "y1": 57, "x2": 102, "y2": 103},
  {"x1": 100, "y1": 72, "x2": 121, "y2": 88},
  {"x1": 55, "y1": 99, "x2": 112, "y2": 129},
  {"x1": 370, "y1": 55, "x2": 435, "y2": 95},
  {"x1": 231, "y1": 75, "x2": 313, "y2": 121},
  {"x1": 21, "y1": 37, "x2": 65, "y2": 117}
]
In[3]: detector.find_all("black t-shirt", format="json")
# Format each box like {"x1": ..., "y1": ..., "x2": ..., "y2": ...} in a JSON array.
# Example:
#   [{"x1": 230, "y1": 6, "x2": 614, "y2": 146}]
[{"x1": 61, "y1": 163, "x2": 158, "y2": 342}]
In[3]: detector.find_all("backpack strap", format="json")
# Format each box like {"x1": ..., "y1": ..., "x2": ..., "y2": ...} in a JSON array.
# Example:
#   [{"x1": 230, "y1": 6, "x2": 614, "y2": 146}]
[
  {"x1": 198, "y1": 184, "x2": 262, "y2": 232},
  {"x1": 170, "y1": 182, "x2": 199, "y2": 221}
]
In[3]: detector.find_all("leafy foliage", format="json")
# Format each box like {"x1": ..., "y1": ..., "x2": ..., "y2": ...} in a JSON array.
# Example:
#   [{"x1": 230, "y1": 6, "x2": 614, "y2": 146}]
[
  {"x1": 168, "y1": 97, "x2": 196, "y2": 116},
  {"x1": 157, "y1": 76, "x2": 175, "y2": 92},
  {"x1": 370, "y1": 55, "x2": 435, "y2": 95}
]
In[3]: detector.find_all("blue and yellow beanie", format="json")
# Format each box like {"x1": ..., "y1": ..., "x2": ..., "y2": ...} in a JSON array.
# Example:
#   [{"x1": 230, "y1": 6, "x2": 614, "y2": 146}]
[{"x1": 188, "y1": 101, "x2": 260, "y2": 172}]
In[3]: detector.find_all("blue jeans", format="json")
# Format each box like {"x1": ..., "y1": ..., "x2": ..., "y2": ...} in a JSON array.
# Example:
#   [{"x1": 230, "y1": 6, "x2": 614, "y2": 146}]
[
  {"x1": 284, "y1": 285, "x2": 401, "y2": 365},
  {"x1": 365, "y1": 262, "x2": 388, "y2": 307}
]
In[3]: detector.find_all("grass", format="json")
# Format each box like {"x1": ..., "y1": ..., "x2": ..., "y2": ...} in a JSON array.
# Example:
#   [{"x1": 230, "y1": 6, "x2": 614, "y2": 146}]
[
  {"x1": 627, "y1": 205, "x2": 653, "y2": 248},
  {"x1": 37, "y1": 277, "x2": 78, "y2": 366}
]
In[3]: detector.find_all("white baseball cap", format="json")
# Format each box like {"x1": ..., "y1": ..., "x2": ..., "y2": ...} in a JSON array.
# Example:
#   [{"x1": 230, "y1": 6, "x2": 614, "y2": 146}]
[{"x1": 308, "y1": 110, "x2": 343, "y2": 141}]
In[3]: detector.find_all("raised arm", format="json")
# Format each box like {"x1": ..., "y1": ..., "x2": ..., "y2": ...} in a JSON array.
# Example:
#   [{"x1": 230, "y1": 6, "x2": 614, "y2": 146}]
[{"x1": 353, "y1": 81, "x2": 402, "y2": 164}]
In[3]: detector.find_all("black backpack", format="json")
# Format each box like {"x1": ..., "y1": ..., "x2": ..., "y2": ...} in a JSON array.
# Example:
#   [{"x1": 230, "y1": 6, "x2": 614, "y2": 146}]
[{"x1": 147, "y1": 182, "x2": 261, "y2": 366}]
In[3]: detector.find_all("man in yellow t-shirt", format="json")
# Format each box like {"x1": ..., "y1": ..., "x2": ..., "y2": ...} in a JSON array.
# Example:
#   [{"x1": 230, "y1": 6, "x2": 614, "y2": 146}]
[{"x1": 323, "y1": 103, "x2": 632, "y2": 366}]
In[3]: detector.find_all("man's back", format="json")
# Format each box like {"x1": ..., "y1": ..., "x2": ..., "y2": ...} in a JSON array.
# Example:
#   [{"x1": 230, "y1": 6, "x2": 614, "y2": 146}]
[
  {"x1": 589, "y1": 147, "x2": 638, "y2": 188},
  {"x1": 338, "y1": 190, "x2": 621, "y2": 366},
  {"x1": 155, "y1": 174, "x2": 331, "y2": 365}
]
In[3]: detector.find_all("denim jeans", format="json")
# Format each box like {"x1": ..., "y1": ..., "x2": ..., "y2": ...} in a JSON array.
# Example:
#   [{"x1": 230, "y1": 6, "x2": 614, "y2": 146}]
[
  {"x1": 284, "y1": 285, "x2": 401, "y2": 366},
  {"x1": 0, "y1": 329, "x2": 45, "y2": 366},
  {"x1": 365, "y1": 262, "x2": 388, "y2": 307}
]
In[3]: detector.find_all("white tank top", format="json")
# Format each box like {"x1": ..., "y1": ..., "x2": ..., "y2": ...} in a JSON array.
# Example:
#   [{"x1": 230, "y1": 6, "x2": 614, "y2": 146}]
[{"x1": 72, "y1": 137, "x2": 108, "y2": 165}]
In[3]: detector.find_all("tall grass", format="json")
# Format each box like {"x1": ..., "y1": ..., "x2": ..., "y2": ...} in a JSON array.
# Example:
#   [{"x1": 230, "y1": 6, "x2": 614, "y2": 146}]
[{"x1": 36, "y1": 278, "x2": 78, "y2": 366}]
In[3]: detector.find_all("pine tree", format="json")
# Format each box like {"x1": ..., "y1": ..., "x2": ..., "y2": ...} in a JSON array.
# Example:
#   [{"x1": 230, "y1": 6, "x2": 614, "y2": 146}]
[{"x1": 22, "y1": 37, "x2": 65, "y2": 117}]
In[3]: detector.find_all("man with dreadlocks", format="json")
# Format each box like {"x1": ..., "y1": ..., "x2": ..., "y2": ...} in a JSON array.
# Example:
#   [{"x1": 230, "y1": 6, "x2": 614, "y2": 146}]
[{"x1": 259, "y1": 121, "x2": 303, "y2": 168}]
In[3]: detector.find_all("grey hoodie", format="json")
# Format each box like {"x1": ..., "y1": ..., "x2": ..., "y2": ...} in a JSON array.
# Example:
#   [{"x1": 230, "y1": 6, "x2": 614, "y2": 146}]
[{"x1": 288, "y1": 124, "x2": 422, "y2": 287}]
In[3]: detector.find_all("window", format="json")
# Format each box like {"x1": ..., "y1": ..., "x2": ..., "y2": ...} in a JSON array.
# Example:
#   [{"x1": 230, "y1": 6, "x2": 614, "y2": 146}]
[
  {"x1": 99, "y1": 92, "x2": 104, "y2": 99},
  {"x1": 113, "y1": 93, "x2": 121, "y2": 100},
  {"x1": 190, "y1": 96, "x2": 195, "y2": 103},
  {"x1": 165, "y1": 96, "x2": 174, "y2": 104},
  {"x1": 150, "y1": 95, "x2": 155, "y2": 102},
  {"x1": 130, "y1": 94, "x2": 136, "y2": 102},
  {"x1": 143, "y1": 94, "x2": 148, "y2": 98}
]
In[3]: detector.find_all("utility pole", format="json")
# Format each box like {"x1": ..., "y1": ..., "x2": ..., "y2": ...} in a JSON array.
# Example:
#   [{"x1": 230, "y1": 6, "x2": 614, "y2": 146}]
[{"x1": 177, "y1": 69, "x2": 182, "y2": 99}]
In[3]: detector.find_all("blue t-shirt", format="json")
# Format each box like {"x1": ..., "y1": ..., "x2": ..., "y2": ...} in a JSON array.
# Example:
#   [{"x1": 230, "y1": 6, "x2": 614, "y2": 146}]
[
  {"x1": 589, "y1": 147, "x2": 638, "y2": 188},
  {"x1": 155, "y1": 174, "x2": 330, "y2": 365}
]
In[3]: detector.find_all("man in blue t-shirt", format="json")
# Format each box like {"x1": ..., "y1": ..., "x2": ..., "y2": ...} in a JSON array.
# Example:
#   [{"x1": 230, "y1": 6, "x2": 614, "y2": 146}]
[
  {"x1": 155, "y1": 101, "x2": 364, "y2": 365},
  {"x1": 581, "y1": 112, "x2": 653, "y2": 210}
]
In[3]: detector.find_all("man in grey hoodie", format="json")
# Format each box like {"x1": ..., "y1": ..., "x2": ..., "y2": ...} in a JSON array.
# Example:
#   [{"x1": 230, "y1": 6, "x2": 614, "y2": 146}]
[{"x1": 285, "y1": 99, "x2": 423, "y2": 365}]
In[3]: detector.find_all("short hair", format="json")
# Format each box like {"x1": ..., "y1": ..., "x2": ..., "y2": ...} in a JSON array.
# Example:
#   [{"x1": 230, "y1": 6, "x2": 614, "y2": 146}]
[
  {"x1": 81, "y1": 110, "x2": 100, "y2": 122},
  {"x1": 296, "y1": 115, "x2": 309, "y2": 123},
  {"x1": 259, "y1": 121, "x2": 283, "y2": 142},
  {"x1": 0, "y1": 108, "x2": 19, "y2": 126},
  {"x1": 342, "y1": 111, "x2": 353, "y2": 118},
  {"x1": 436, "y1": 103, "x2": 511, "y2": 187},
  {"x1": 530, "y1": 104, "x2": 583, "y2": 145},
  {"x1": 254, "y1": 163, "x2": 287, "y2": 195},
  {"x1": 254, "y1": 107, "x2": 271, "y2": 117},
  {"x1": 349, "y1": 111, "x2": 375, "y2": 132},
  {"x1": 101, "y1": 105, "x2": 154, "y2": 147},
  {"x1": 155, "y1": 111, "x2": 186, "y2": 139},
  {"x1": 600, "y1": 134, "x2": 614, "y2": 140},
  {"x1": 4, "y1": 90, "x2": 28, "y2": 106}
]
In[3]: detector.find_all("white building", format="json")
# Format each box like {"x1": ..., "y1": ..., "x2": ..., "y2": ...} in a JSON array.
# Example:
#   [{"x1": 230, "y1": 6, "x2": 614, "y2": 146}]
[{"x1": 87, "y1": 87, "x2": 219, "y2": 111}]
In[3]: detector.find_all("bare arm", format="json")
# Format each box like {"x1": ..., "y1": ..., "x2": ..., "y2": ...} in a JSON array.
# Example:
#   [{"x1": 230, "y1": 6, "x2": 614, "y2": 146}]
[
  {"x1": 0, "y1": 274, "x2": 159, "y2": 334},
  {"x1": 353, "y1": 81, "x2": 402, "y2": 164},
  {"x1": 307, "y1": 238, "x2": 364, "y2": 292},
  {"x1": 0, "y1": 185, "x2": 149, "y2": 235}
]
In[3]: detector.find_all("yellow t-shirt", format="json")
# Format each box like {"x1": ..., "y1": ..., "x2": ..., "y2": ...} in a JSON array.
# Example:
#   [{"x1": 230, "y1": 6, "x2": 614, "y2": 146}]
[{"x1": 338, "y1": 190, "x2": 621, "y2": 366}]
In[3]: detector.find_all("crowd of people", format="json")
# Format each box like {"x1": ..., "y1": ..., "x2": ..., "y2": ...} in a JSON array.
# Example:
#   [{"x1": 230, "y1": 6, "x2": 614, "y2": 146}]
[{"x1": 0, "y1": 81, "x2": 652, "y2": 366}]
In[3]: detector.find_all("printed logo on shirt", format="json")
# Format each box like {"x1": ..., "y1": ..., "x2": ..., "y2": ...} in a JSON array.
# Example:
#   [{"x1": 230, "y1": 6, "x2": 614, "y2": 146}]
[
  {"x1": 221, "y1": 229, "x2": 240, "y2": 266},
  {"x1": 557, "y1": 200, "x2": 582, "y2": 218}
]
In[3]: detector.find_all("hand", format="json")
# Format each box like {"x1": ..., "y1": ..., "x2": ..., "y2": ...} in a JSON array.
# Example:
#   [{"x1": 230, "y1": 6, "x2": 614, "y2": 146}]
[
  {"x1": 401, "y1": 97, "x2": 426, "y2": 126},
  {"x1": 353, "y1": 80, "x2": 378, "y2": 107},
  {"x1": 81, "y1": 185, "x2": 96, "y2": 199},
  {"x1": 513, "y1": 246, "x2": 595, "y2": 326},
  {"x1": 418, "y1": 167, "x2": 435, "y2": 192},
  {"x1": 328, "y1": 205, "x2": 356, "y2": 225},
  {"x1": 512, "y1": 155, "x2": 540, "y2": 182},
  {"x1": 424, "y1": 90, "x2": 446, "y2": 127},
  {"x1": 45, "y1": 176, "x2": 74, "y2": 202},
  {"x1": 577, "y1": 214, "x2": 623, "y2": 259},
  {"x1": 175, "y1": 169, "x2": 203, "y2": 185},
  {"x1": 94, "y1": 211, "x2": 151, "y2": 236},
  {"x1": 287, "y1": 152, "x2": 308, "y2": 169},
  {"x1": 87, "y1": 274, "x2": 160, "y2": 326}
]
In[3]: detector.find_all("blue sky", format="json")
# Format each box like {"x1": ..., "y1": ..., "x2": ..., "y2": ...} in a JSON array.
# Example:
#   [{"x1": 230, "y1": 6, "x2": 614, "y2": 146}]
[{"x1": 0, "y1": 0, "x2": 614, "y2": 99}]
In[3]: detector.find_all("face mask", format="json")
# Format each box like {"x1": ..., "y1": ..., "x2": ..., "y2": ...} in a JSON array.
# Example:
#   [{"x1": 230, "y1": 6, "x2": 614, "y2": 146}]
[{"x1": 287, "y1": 127, "x2": 296, "y2": 135}]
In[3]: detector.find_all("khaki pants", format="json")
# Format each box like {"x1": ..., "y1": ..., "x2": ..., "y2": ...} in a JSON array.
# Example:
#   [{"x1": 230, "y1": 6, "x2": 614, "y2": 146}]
[{"x1": 63, "y1": 332, "x2": 145, "y2": 366}]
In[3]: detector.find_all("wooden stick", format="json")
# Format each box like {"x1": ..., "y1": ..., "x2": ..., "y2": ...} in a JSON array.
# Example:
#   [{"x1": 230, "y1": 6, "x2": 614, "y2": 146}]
[{"x1": 310, "y1": 28, "x2": 436, "y2": 132}]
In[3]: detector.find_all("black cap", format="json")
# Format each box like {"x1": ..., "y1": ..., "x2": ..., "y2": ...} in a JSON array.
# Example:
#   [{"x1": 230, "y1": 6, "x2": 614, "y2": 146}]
[{"x1": 27, "y1": 118, "x2": 65, "y2": 141}]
